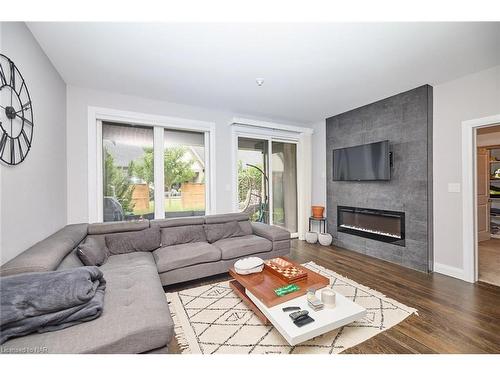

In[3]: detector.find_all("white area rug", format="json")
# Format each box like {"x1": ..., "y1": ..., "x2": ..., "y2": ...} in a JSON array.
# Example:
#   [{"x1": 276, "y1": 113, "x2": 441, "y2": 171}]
[{"x1": 166, "y1": 262, "x2": 417, "y2": 354}]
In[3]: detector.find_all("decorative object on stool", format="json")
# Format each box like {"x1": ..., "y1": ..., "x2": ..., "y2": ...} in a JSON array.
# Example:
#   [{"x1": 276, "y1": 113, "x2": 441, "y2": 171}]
[
  {"x1": 318, "y1": 232, "x2": 333, "y2": 246},
  {"x1": 311, "y1": 205, "x2": 325, "y2": 218},
  {"x1": 234, "y1": 257, "x2": 264, "y2": 275},
  {"x1": 321, "y1": 288, "x2": 336, "y2": 308},
  {"x1": 305, "y1": 231, "x2": 318, "y2": 244}
]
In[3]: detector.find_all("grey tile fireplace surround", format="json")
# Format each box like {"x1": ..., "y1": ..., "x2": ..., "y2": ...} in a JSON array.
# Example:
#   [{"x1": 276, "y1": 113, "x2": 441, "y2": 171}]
[{"x1": 326, "y1": 85, "x2": 433, "y2": 272}]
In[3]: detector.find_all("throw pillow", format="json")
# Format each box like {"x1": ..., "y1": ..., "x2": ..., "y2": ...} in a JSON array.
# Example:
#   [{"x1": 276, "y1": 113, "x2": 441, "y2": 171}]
[
  {"x1": 238, "y1": 220, "x2": 253, "y2": 236},
  {"x1": 203, "y1": 221, "x2": 244, "y2": 243},
  {"x1": 105, "y1": 227, "x2": 161, "y2": 255},
  {"x1": 161, "y1": 225, "x2": 207, "y2": 247},
  {"x1": 77, "y1": 237, "x2": 108, "y2": 266}
]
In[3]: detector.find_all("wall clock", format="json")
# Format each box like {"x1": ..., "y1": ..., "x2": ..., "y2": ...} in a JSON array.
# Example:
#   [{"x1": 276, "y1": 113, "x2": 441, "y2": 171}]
[{"x1": 0, "y1": 54, "x2": 33, "y2": 166}]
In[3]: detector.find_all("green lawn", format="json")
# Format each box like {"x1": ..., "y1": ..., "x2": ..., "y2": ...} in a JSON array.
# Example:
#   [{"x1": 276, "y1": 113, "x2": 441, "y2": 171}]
[{"x1": 133, "y1": 198, "x2": 205, "y2": 215}]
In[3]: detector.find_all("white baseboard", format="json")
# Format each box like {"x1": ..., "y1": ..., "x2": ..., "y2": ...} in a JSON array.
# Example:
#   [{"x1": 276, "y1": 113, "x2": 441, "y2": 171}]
[{"x1": 433, "y1": 262, "x2": 468, "y2": 282}]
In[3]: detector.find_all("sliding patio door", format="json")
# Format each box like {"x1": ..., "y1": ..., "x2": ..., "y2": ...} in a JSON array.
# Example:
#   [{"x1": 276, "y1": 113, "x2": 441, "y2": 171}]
[
  {"x1": 236, "y1": 136, "x2": 298, "y2": 234},
  {"x1": 271, "y1": 141, "x2": 298, "y2": 233},
  {"x1": 237, "y1": 137, "x2": 270, "y2": 223}
]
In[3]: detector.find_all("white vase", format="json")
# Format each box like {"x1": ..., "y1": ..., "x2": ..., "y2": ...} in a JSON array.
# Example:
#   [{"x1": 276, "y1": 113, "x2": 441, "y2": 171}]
[
  {"x1": 318, "y1": 232, "x2": 333, "y2": 246},
  {"x1": 305, "y1": 231, "x2": 318, "y2": 244}
]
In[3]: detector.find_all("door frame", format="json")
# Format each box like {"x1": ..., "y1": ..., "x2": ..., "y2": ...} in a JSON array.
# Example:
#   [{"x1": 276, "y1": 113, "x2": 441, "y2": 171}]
[
  {"x1": 461, "y1": 114, "x2": 500, "y2": 283},
  {"x1": 230, "y1": 119, "x2": 313, "y2": 239},
  {"x1": 88, "y1": 106, "x2": 216, "y2": 223}
]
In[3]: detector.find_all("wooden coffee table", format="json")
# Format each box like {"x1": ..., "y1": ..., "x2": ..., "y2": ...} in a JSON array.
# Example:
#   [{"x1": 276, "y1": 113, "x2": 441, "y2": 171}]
[
  {"x1": 228, "y1": 257, "x2": 330, "y2": 324},
  {"x1": 229, "y1": 257, "x2": 366, "y2": 345}
]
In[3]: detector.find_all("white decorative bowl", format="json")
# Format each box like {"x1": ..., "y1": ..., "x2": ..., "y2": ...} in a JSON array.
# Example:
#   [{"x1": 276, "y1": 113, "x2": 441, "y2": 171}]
[
  {"x1": 234, "y1": 257, "x2": 264, "y2": 275},
  {"x1": 305, "y1": 231, "x2": 318, "y2": 244},
  {"x1": 318, "y1": 232, "x2": 333, "y2": 246}
]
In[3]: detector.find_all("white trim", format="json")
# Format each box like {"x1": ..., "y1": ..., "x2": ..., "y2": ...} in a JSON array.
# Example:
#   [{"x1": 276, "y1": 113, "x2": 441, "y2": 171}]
[
  {"x1": 153, "y1": 127, "x2": 165, "y2": 219},
  {"x1": 267, "y1": 139, "x2": 274, "y2": 226},
  {"x1": 297, "y1": 132, "x2": 312, "y2": 240},
  {"x1": 433, "y1": 263, "x2": 466, "y2": 281},
  {"x1": 461, "y1": 114, "x2": 500, "y2": 283},
  {"x1": 232, "y1": 117, "x2": 314, "y2": 135},
  {"x1": 204, "y1": 131, "x2": 216, "y2": 214},
  {"x1": 87, "y1": 116, "x2": 102, "y2": 223},
  {"x1": 87, "y1": 106, "x2": 216, "y2": 222},
  {"x1": 90, "y1": 106, "x2": 215, "y2": 131}
]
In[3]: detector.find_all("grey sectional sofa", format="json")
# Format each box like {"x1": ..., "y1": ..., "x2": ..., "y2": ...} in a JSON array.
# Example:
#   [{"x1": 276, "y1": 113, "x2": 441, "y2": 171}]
[{"x1": 0, "y1": 213, "x2": 290, "y2": 354}]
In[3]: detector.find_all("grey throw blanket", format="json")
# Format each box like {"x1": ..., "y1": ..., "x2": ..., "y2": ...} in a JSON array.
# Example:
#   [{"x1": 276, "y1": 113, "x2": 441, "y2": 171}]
[{"x1": 0, "y1": 266, "x2": 106, "y2": 344}]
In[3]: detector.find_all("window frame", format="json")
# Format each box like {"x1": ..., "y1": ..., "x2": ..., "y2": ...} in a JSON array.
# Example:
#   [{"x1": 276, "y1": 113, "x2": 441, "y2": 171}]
[{"x1": 88, "y1": 107, "x2": 215, "y2": 223}]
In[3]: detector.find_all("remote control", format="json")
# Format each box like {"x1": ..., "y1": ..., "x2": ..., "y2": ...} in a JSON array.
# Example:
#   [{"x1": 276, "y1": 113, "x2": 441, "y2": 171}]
[
  {"x1": 289, "y1": 310, "x2": 309, "y2": 321},
  {"x1": 282, "y1": 306, "x2": 301, "y2": 312}
]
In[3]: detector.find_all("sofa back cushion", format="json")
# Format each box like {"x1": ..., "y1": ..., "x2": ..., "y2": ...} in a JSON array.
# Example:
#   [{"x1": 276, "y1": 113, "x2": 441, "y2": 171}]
[
  {"x1": 204, "y1": 213, "x2": 249, "y2": 224},
  {"x1": 105, "y1": 227, "x2": 161, "y2": 255},
  {"x1": 238, "y1": 220, "x2": 253, "y2": 236},
  {"x1": 203, "y1": 221, "x2": 245, "y2": 243},
  {"x1": 77, "y1": 237, "x2": 108, "y2": 266},
  {"x1": 161, "y1": 225, "x2": 207, "y2": 247},
  {"x1": 0, "y1": 224, "x2": 89, "y2": 277},
  {"x1": 150, "y1": 216, "x2": 204, "y2": 228},
  {"x1": 88, "y1": 220, "x2": 149, "y2": 235},
  {"x1": 204, "y1": 213, "x2": 252, "y2": 236}
]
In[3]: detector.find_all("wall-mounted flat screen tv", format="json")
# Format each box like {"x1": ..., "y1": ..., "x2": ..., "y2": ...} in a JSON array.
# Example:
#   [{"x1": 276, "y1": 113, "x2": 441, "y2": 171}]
[{"x1": 332, "y1": 140, "x2": 390, "y2": 181}]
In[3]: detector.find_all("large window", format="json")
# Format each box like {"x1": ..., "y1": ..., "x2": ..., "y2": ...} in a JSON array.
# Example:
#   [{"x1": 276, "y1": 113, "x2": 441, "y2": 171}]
[
  {"x1": 102, "y1": 123, "x2": 154, "y2": 221},
  {"x1": 164, "y1": 129, "x2": 206, "y2": 218},
  {"x1": 101, "y1": 121, "x2": 209, "y2": 222}
]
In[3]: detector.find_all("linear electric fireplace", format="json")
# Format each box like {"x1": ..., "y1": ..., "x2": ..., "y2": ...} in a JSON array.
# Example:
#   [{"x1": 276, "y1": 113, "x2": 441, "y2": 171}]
[{"x1": 337, "y1": 206, "x2": 405, "y2": 246}]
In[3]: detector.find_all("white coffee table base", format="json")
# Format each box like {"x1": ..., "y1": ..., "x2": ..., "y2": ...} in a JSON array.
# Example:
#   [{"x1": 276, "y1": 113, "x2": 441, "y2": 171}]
[{"x1": 246, "y1": 287, "x2": 366, "y2": 346}]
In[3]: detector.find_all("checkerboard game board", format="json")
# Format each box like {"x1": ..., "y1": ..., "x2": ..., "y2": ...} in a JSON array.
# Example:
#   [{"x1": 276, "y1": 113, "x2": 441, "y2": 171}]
[{"x1": 264, "y1": 257, "x2": 308, "y2": 282}]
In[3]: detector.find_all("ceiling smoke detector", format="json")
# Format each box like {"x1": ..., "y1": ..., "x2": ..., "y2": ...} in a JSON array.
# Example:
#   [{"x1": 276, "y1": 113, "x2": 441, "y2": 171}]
[{"x1": 256, "y1": 78, "x2": 264, "y2": 86}]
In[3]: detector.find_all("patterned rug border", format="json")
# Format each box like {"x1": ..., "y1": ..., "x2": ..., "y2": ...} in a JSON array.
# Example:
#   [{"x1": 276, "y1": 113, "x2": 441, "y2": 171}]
[
  {"x1": 166, "y1": 261, "x2": 418, "y2": 354},
  {"x1": 304, "y1": 262, "x2": 418, "y2": 316}
]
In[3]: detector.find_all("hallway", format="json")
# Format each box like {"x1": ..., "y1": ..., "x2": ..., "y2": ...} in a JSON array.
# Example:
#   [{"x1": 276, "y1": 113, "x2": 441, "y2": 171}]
[{"x1": 479, "y1": 238, "x2": 500, "y2": 286}]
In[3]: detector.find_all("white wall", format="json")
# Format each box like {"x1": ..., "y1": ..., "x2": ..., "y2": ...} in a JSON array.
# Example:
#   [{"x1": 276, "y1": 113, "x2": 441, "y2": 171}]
[
  {"x1": 311, "y1": 120, "x2": 326, "y2": 209},
  {"x1": 0, "y1": 22, "x2": 67, "y2": 263},
  {"x1": 433, "y1": 65, "x2": 500, "y2": 276},
  {"x1": 66, "y1": 86, "x2": 311, "y2": 223}
]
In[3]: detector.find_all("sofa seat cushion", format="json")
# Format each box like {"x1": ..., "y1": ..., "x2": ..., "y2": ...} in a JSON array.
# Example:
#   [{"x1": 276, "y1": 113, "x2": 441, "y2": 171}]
[
  {"x1": 0, "y1": 252, "x2": 173, "y2": 354},
  {"x1": 213, "y1": 235, "x2": 272, "y2": 260},
  {"x1": 153, "y1": 242, "x2": 221, "y2": 273}
]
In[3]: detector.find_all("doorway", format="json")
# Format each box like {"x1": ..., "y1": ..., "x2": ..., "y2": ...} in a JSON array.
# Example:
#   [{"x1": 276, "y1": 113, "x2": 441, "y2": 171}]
[
  {"x1": 236, "y1": 136, "x2": 298, "y2": 235},
  {"x1": 476, "y1": 125, "x2": 500, "y2": 286}
]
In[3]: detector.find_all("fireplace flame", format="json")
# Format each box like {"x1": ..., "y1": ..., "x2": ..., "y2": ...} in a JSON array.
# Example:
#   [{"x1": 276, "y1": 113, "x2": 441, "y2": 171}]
[{"x1": 339, "y1": 224, "x2": 402, "y2": 239}]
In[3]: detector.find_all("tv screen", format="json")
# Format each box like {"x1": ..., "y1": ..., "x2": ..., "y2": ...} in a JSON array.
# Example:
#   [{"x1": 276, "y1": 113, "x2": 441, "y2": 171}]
[{"x1": 332, "y1": 140, "x2": 390, "y2": 181}]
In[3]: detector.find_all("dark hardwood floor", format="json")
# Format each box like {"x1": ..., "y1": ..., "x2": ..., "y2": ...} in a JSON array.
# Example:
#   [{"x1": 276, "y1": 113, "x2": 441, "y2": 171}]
[{"x1": 165, "y1": 240, "x2": 500, "y2": 354}]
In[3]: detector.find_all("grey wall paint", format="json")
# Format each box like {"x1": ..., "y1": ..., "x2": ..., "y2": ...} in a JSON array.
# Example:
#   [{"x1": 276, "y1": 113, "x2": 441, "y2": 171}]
[
  {"x1": 326, "y1": 85, "x2": 433, "y2": 272},
  {"x1": 0, "y1": 22, "x2": 67, "y2": 263}
]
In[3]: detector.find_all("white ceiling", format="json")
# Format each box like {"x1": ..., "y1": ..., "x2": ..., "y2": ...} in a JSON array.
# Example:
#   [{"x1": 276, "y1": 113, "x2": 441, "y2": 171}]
[{"x1": 27, "y1": 22, "x2": 500, "y2": 124}]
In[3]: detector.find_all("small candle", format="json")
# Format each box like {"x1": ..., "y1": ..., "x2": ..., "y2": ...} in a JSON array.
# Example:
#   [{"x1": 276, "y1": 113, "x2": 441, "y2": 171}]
[{"x1": 321, "y1": 288, "x2": 336, "y2": 308}]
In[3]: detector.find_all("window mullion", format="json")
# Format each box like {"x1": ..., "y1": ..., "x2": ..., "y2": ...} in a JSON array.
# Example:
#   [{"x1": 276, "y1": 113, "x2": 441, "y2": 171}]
[{"x1": 153, "y1": 126, "x2": 165, "y2": 219}]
